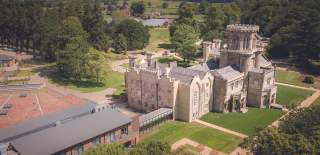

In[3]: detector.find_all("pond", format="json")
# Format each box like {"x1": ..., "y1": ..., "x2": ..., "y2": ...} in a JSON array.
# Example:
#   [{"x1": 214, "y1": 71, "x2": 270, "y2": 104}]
[{"x1": 142, "y1": 19, "x2": 170, "y2": 27}]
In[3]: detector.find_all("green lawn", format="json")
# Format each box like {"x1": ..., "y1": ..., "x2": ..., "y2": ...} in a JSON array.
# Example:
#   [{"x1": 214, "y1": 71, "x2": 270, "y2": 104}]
[
  {"x1": 276, "y1": 84, "x2": 314, "y2": 108},
  {"x1": 14, "y1": 70, "x2": 36, "y2": 77},
  {"x1": 145, "y1": 28, "x2": 171, "y2": 52},
  {"x1": 312, "y1": 97, "x2": 320, "y2": 107},
  {"x1": 48, "y1": 70, "x2": 124, "y2": 93},
  {"x1": 276, "y1": 70, "x2": 305, "y2": 86},
  {"x1": 140, "y1": 121, "x2": 242, "y2": 153},
  {"x1": 200, "y1": 108, "x2": 285, "y2": 136}
]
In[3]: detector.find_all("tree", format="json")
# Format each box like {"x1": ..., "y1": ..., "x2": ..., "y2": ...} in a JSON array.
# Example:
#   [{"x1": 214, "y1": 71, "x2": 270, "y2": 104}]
[
  {"x1": 129, "y1": 141, "x2": 171, "y2": 155},
  {"x1": 82, "y1": 143, "x2": 125, "y2": 155},
  {"x1": 201, "y1": 4, "x2": 241, "y2": 41},
  {"x1": 116, "y1": 19, "x2": 149, "y2": 50},
  {"x1": 86, "y1": 48, "x2": 106, "y2": 82},
  {"x1": 113, "y1": 34, "x2": 128, "y2": 53},
  {"x1": 130, "y1": 1, "x2": 145, "y2": 17},
  {"x1": 170, "y1": 24, "x2": 199, "y2": 61},
  {"x1": 56, "y1": 16, "x2": 89, "y2": 80},
  {"x1": 242, "y1": 107, "x2": 320, "y2": 155},
  {"x1": 162, "y1": 2, "x2": 169, "y2": 9}
]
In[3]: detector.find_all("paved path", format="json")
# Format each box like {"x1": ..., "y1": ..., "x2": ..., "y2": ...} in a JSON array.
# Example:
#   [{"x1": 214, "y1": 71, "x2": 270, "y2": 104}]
[
  {"x1": 194, "y1": 120, "x2": 248, "y2": 138},
  {"x1": 276, "y1": 82, "x2": 317, "y2": 91},
  {"x1": 271, "y1": 82, "x2": 320, "y2": 127},
  {"x1": 171, "y1": 138, "x2": 226, "y2": 155}
]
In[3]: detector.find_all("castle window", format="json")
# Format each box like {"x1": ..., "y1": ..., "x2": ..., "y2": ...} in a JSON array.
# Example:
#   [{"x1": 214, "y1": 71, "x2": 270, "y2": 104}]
[
  {"x1": 267, "y1": 78, "x2": 271, "y2": 85},
  {"x1": 231, "y1": 83, "x2": 234, "y2": 90},
  {"x1": 235, "y1": 81, "x2": 239, "y2": 88}
]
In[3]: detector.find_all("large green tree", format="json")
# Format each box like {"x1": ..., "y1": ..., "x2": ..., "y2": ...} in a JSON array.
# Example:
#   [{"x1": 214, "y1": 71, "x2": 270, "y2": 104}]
[
  {"x1": 171, "y1": 24, "x2": 199, "y2": 61},
  {"x1": 56, "y1": 16, "x2": 90, "y2": 80},
  {"x1": 116, "y1": 19, "x2": 149, "y2": 50},
  {"x1": 242, "y1": 107, "x2": 320, "y2": 155}
]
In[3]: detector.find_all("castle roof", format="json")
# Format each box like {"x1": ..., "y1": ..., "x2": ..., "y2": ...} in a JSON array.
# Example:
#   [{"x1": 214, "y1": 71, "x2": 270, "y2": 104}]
[
  {"x1": 213, "y1": 66, "x2": 243, "y2": 81},
  {"x1": 169, "y1": 67, "x2": 207, "y2": 84}
]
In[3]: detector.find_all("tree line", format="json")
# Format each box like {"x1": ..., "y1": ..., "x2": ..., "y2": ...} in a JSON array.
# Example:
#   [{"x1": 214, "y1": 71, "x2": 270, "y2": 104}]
[
  {"x1": 242, "y1": 106, "x2": 320, "y2": 155},
  {"x1": 237, "y1": 0, "x2": 320, "y2": 65},
  {"x1": 169, "y1": 1, "x2": 241, "y2": 62},
  {"x1": 0, "y1": 0, "x2": 149, "y2": 82},
  {"x1": 83, "y1": 140, "x2": 194, "y2": 155}
]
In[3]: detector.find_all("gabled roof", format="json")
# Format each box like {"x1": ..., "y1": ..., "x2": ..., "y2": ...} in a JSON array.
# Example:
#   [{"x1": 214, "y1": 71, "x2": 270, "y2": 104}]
[
  {"x1": 10, "y1": 109, "x2": 131, "y2": 155},
  {"x1": 0, "y1": 103, "x2": 96, "y2": 143},
  {"x1": 213, "y1": 66, "x2": 243, "y2": 81},
  {"x1": 169, "y1": 67, "x2": 207, "y2": 84},
  {"x1": 189, "y1": 59, "x2": 219, "y2": 72}
]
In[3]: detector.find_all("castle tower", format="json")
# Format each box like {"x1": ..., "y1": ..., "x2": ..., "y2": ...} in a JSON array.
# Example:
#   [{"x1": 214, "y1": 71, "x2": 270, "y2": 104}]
[
  {"x1": 202, "y1": 41, "x2": 212, "y2": 61},
  {"x1": 128, "y1": 55, "x2": 137, "y2": 69},
  {"x1": 220, "y1": 24, "x2": 261, "y2": 73},
  {"x1": 146, "y1": 52, "x2": 154, "y2": 67}
]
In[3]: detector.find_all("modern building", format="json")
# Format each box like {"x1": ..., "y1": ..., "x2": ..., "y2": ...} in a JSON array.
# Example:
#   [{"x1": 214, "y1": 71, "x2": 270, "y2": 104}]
[
  {"x1": 125, "y1": 24, "x2": 277, "y2": 122},
  {"x1": 0, "y1": 103, "x2": 139, "y2": 155}
]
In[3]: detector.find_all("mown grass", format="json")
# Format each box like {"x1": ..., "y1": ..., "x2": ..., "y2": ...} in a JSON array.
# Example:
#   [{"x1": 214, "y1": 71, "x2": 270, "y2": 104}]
[
  {"x1": 145, "y1": 27, "x2": 171, "y2": 52},
  {"x1": 200, "y1": 108, "x2": 285, "y2": 136},
  {"x1": 276, "y1": 70, "x2": 305, "y2": 86},
  {"x1": 276, "y1": 84, "x2": 314, "y2": 108},
  {"x1": 140, "y1": 121, "x2": 242, "y2": 153}
]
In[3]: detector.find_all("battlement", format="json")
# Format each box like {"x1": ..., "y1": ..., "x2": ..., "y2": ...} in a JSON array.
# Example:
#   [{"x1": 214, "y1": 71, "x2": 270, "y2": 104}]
[{"x1": 227, "y1": 24, "x2": 259, "y2": 33}]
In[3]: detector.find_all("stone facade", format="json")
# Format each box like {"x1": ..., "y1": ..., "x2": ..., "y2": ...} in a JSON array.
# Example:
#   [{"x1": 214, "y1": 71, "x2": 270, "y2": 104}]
[{"x1": 125, "y1": 24, "x2": 277, "y2": 122}]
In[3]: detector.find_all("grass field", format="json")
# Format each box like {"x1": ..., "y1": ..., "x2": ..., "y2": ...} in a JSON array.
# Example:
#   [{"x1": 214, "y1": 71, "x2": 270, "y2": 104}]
[
  {"x1": 145, "y1": 28, "x2": 170, "y2": 52},
  {"x1": 200, "y1": 108, "x2": 285, "y2": 136},
  {"x1": 140, "y1": 121, "x2": 242, "y2": 153},
  {"x1": 48, "y1": 70, "x2": 124, "y2": 93},
  {"x1": 13, "y1": 70, "x2": 36, "y2": 77},
  {"x1": 276, "y1": 70, "x2": 305, "y2": 86},
  {"x1": 276, "y1": 84, "x2": 314, "y2": 108},
  {"x1": 312, "y1": 97, "x2": 320, "y2": 107}
]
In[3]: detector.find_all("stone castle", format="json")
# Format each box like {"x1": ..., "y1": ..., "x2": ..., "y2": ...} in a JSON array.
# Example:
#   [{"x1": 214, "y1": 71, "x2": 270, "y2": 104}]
[{"x1": 125, "y1": 24, "x2": 277, "y2": 122}]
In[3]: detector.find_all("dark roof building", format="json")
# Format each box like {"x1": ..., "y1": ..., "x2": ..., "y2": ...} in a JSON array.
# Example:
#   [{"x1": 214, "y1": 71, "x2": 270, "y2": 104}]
[{"x1": 0, "y1": 104, "x2": 139, "y2": 155}]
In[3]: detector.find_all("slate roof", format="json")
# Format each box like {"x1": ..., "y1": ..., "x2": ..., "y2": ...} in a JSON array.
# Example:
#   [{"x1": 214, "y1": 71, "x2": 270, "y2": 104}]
[
  {"x1": 214, "y1": 66, "x2": 243, "y2": 81},
  {"x1": 10, "y1": 109, "x2": 131, "y2": 155},
  {"x1": 169, "y1": 67, "x2": 207, "y2": 84},
  {"x1": 189, "y1": 59, "x2": 219, "y2": 72},
  {"x1": 0, "y1": 54, "x2": 14, "y2": 61},
  {"x1": 0, "y1": 103, "x2": 96, "y2": 143}
]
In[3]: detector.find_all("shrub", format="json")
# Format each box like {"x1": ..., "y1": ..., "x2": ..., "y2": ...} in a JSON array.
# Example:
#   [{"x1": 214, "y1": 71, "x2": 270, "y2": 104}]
[{"x1": 304, "y1": 76, "x2": 314, "y2": 84}]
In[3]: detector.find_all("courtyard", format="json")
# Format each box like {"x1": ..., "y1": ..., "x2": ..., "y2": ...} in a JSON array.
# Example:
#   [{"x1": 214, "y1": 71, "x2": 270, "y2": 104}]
[{"x1": 140, "y1": 121, "x2": 242, "y2": 154}]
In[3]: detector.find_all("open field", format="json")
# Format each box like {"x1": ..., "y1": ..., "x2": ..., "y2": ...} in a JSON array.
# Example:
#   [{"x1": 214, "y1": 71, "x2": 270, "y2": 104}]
[
  {"x1": 312, "y1": 97, "x2": 320, "y2": 107},
  {"x1": 48, "y1": 71, "x2": 124, "y2": 93},
  {"x1": 276, "y1": 84, "x2": 314, "y2": 108},
  {"x1": 276, "y1": 70, "x2": 306, "y2": 87},
  {"x1": 48, "y1": 52, "x2": 126, "y2": 93},
  {"x1": 200, "y1": 108, "x2": 285, "y2": 136},
  {"x1": 145, "y1": 28, "x2": 170, "y2": 52},
  {"x1": 140, "y1": 121, "x2": 242, "y2": 153},
  {"x1": 13, "y1": 70, "x2": 36, "y2": 77},
  {"x1": 0, "y1": 88, "x2": 86, "y2": 128}
]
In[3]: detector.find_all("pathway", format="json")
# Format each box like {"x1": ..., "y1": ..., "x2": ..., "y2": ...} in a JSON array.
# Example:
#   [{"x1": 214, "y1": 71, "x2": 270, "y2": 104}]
[
  {"x1": 171, "y1": 138, "x2": 226, "y2": 155},
  {"x1": 194, "y1": 120, "x2": 248, "y2": 138},
  {"x1": 276, "y1": 82, "x2": 317, "y2": 91},
  {"x1": 271, "y1": 83, "x2": 320, "y2": 127}
]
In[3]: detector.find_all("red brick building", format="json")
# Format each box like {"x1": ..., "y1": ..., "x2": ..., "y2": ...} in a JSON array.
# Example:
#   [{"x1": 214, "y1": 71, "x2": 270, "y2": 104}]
[{"x1": 0, "y1": 104, "x2": 139, "y2": 155}]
